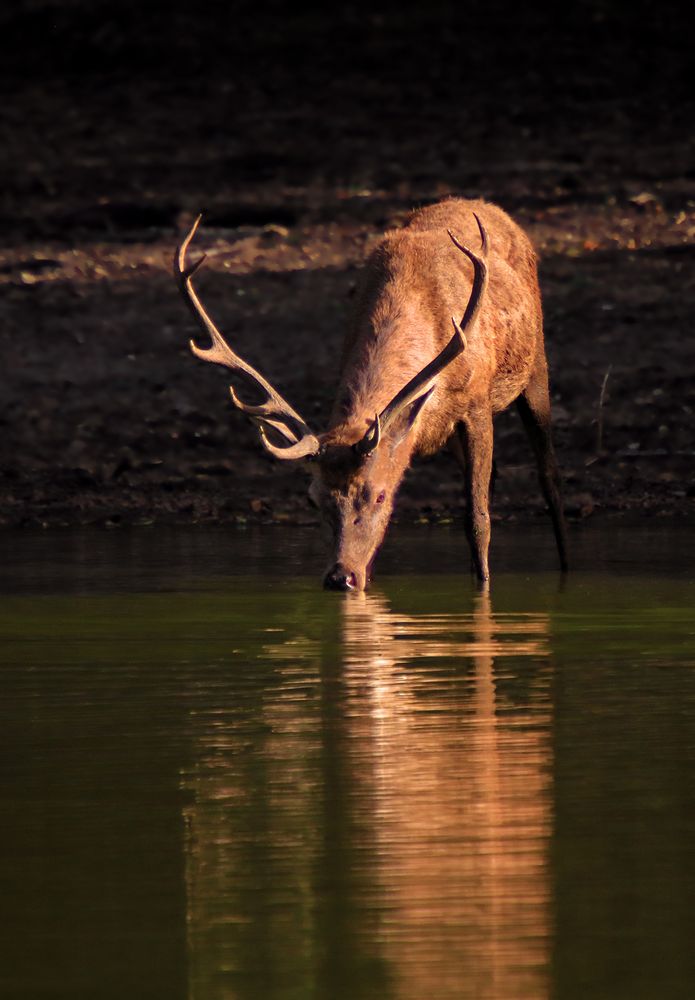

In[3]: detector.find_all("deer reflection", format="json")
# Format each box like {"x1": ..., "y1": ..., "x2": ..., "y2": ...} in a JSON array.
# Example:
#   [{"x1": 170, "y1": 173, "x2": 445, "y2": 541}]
[
  {"x1": 339, "y1": 591, "x2": 551, "y2": 1000},
  {"x1": 183, "y1": 589, "x2": 552, "y2": 1000}
]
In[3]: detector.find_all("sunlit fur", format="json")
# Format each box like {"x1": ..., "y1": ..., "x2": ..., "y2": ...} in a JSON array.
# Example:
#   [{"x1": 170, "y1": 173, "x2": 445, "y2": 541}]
[
  {"x1": 313, "y1": 197, "x2": 567, "y2": 590},
  {"x1": 312, "y1": 426, "x2": 413, "y2": 591}
]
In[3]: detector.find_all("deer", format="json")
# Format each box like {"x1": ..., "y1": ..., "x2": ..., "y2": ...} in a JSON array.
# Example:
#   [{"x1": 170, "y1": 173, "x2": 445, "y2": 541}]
[{"x1": 174, "y1": 197, "x2": 568, "y2": 591}]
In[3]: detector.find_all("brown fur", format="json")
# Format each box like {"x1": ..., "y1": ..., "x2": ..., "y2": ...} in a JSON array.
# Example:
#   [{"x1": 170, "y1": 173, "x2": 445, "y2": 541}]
[{"x1": 314, "y1": 197, "x2": 568, "y2": 590}]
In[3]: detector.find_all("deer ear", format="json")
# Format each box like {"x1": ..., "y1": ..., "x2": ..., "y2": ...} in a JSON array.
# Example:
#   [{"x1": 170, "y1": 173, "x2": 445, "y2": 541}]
[{"x1": 389, "y1": 385, "x2": 435, "y2": 450}]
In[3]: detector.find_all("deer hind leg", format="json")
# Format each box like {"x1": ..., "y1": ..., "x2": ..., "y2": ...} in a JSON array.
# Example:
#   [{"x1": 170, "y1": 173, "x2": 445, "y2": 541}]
[
  {"x1": 516, "y1": 357, "x2": 569, "y2": 571},
  {"x1": 455, "y1": 409, "x2": 494, "y2": 583}
]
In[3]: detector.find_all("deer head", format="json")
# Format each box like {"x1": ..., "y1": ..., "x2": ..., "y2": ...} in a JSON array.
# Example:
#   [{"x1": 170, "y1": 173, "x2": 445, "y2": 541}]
[{"x1": 174, "y1": 215, "x2": 487, "y2": 591}]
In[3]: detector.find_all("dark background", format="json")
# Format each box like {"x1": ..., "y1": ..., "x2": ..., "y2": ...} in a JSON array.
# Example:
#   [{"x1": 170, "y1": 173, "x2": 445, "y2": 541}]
[{"x1": 1, "y1": 0, "x2": 693, "y2": 527}]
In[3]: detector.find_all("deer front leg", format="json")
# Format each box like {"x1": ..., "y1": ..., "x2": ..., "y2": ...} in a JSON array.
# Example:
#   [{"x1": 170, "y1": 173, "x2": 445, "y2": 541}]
[
  {"x1": 450, "y1": 433, "x2": 498, "y2": 506},
  {"x1": 456, "y1": 408, "x2": 494, "y2": 583}
]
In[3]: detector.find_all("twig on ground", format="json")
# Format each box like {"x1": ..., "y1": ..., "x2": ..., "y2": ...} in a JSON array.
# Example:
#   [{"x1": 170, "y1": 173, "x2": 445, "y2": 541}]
[{"x1": 586, "y1": 366, "x2": 611, "y2": 466}]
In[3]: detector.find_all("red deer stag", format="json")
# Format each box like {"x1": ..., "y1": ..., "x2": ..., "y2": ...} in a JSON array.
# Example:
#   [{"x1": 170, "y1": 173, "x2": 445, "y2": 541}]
[{"x1": 174, "y1": 198, "x2": 568, "y2": 590}]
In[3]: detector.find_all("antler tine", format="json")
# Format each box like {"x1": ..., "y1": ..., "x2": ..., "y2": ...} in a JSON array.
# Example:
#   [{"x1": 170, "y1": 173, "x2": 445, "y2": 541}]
[
  {"x1": 353, "y1": 412, "x2": 381, "y2": 457},
  {"x1": 174, "y1": 216, "x2": 320, "y2": 460},
  {"x1": 258, "y1": 426, "x2": 326, "y2": 460},
  {"x1": 447, "y1": 214, "x2": 489, "y2": 345}
]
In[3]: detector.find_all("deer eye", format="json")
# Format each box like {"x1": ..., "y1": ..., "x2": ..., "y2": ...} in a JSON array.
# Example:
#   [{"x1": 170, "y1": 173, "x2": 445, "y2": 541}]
[{"x1": 376, "y1": 491, "x2": 386, "y2": 504}]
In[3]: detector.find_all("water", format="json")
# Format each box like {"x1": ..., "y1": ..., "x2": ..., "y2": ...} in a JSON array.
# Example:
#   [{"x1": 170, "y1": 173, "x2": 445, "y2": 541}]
[{"x1": 1, "y1": 524, "x2": 694, "y2": 1000}]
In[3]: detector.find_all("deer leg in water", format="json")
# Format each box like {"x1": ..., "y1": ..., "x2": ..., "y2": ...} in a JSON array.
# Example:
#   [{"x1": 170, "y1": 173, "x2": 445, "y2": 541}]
[
  {"x1": 516, "y1": 358, "x2": 569, "y2": 571},
  {"x1": 456, "y1": 410, "x2": 494, "y2": 583}
]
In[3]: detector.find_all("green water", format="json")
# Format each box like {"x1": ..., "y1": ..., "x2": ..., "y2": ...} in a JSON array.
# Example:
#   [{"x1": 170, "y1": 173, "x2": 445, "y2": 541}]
[{"x1": 1, "y1": 524, "x2": 694, "y2": 1000}]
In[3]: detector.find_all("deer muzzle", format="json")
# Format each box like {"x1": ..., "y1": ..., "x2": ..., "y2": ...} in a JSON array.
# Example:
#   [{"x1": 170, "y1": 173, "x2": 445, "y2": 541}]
[{"x1": 323, "y1": 563, "x2": 360, "y2": 592}]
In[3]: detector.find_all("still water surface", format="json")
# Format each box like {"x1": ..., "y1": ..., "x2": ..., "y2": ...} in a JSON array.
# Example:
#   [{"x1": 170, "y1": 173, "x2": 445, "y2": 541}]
[{"x1": 1, "y1": 524, "x2": 694, "y2": 999}]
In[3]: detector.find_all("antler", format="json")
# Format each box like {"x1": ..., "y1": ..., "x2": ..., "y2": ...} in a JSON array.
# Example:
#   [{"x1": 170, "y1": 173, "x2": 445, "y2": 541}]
[
  {"x1": 356, "y1": 213, "x2": 489, "y2": 456},
  {"x1": 174, "y1": 216, "x2": 320, "y2": 460}
]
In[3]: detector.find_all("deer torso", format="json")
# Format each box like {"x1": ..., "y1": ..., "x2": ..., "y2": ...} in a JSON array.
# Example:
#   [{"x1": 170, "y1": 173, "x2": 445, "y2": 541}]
[{"x1": 333, "y1": 198, "x2": 543, "y2": 456}]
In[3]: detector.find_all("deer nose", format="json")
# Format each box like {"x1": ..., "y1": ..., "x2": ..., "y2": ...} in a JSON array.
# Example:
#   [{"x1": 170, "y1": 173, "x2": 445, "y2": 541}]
[{"x1": 323, "y1": 564, "x2": 357, "y2": 591}]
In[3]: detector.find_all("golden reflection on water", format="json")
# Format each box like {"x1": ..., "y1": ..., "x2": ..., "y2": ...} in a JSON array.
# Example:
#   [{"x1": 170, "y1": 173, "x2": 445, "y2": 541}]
[
  {"x1": 184, "y1": 591, "x2": 552, "y2": 1000},
  {"x1": 341, "y1": 592, "x2": 551, "y2": 1000}
]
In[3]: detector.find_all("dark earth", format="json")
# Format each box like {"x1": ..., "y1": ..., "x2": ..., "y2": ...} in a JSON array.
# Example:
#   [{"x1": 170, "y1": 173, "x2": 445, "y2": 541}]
[{"x1": 1, "y1": 0, "x2": 693, "y2": 531}]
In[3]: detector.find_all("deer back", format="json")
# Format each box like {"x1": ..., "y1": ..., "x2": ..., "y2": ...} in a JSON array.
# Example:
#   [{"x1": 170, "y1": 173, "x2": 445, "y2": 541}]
[{"x1": 332, "y1": 198, "x2": 543, "y2": 456}]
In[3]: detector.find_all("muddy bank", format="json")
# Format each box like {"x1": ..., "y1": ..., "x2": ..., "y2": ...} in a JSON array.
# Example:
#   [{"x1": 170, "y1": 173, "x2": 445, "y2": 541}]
[{"x1": 1, "y1": 1, "x2": 693, "y2": 528}]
